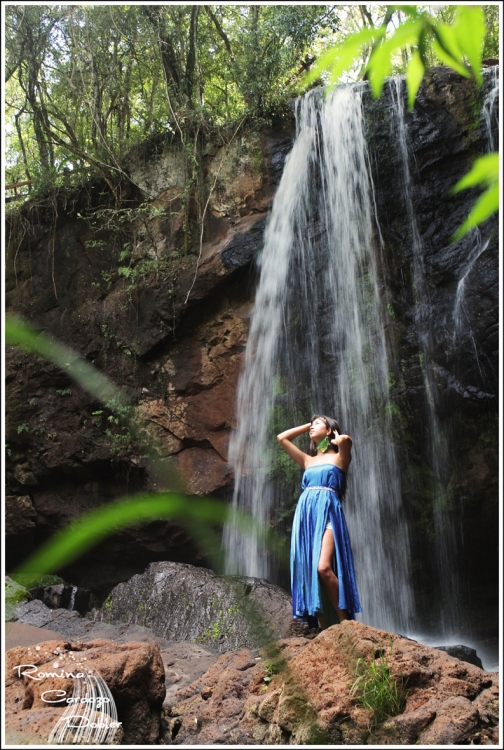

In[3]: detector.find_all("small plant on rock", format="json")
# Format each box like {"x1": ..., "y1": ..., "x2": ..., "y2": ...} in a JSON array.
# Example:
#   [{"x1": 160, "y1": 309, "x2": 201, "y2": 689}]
[{"x1": 349, "y1": 638, "x2": 407, "y2": 726}]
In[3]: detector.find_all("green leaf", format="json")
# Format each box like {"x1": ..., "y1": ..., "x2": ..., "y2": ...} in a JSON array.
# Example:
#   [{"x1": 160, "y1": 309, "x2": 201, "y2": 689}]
[
  {"x1": 452, "y1": 182, "x2": 499, "y2": 240},
  {"x1": 450, "y1": 154, "x2": 499, "y2": 240},
  {"x1": 384, "y1": 18, "x2": 424, "y2": 50},
  {"x1": 303, "y1": 27, "x2": 381, "y2": 88},
  {"x1": 435, "y1": 23, "x2": 464, "y2": 62},
  {"x1": 367, "y1": 20, "x2": 423, "y2": 99},
  {"x1": 451, "y1": 154, "x2": 499, "y2": 193},
  {"x1": 367, "y1": 42, "x2": 393, "y2": 99},
  {"x1": 432, "y1": 27, "x2": 470, "y2": 78},
  {"x1": 406, "y1": 49, "x2": 425, "y2": 110},
  {"x1": 13, "y1": 491, "x2": 280, "y2": 583},
  {"x1": 454, "y1": 6, "x2": 485, "y2": 84}
]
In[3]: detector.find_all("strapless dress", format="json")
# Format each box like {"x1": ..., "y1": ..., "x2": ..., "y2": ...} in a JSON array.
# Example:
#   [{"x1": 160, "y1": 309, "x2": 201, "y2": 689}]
[{"x1": 290, "y1": 463, "x2": 362, "y2": 621}]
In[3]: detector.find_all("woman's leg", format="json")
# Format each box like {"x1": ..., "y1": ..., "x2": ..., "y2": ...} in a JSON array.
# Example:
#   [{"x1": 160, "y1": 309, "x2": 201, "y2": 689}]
[{"x1": 317, "y1": 528, "x2": 349, "y2": 627}]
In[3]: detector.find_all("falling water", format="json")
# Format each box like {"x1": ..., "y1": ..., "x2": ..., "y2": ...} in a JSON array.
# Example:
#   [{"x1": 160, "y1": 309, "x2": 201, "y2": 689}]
[
  {"x1": 453, "y1": 230, "x2": 491, "y2": 338},
  {"x1": 225, "y1": 86, "x2": 414, "y2": 633},
  {"x1": 68, "y1": 585, "x2": 78, "y2": 612},
  {"x1": 482, "y1": 66, "x2": 499, "y2": 152},
  {"x1": 389, "y1": 77, "x2": 461, "y2": 637},
  {"x1": 453, "y1": 66, "x2": 499, "y2": 374}
]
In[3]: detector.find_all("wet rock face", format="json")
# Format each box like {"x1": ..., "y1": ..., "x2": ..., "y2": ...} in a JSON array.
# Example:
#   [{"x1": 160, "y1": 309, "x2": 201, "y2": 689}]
[
  {"x1": 161, "y1": 620, "x2": 499, "y2": 745},
  {"x1": 363, "y1": 66, "x2": 499, "y2": 625},
  {"x1": 96, "y1": 561, "x2": 293, "y2": 653},
  {"x1": 5, "y1": 127, "x2": 293, "y2": 589}
]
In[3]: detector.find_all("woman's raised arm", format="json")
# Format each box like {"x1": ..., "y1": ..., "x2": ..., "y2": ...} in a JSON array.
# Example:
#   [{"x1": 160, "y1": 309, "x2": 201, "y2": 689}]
[
  {"x1": 331, "y1": 431, "x2": 353, "y2": 470},
  {"x1": 277, "y1": 423, "x2": 312, "y2": 468}
]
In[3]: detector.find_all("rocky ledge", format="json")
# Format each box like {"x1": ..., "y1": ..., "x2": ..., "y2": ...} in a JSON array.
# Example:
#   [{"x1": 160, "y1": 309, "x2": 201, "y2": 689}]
[
  {"x1": 95, "y1": 561, "x2": 293, "y2": 653},
  {"x1": 162, "y1": 620, "x2": 499, "y2": 746},
  {"x1": 6, "y1": 570, "x2": 499, "y2": 746}
]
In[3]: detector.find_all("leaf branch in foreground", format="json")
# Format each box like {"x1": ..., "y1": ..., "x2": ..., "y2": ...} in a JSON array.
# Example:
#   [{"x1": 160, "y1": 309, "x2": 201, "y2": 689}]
[
  {"x1": 450, "y1": 153, "x2": 499, "y2": 240},
  {"x1": 13, "y1": 492, "x2": 280, "y2": 585},
  {"x1": 5, "y1": 315, "x2": 287, "y2": 583}
]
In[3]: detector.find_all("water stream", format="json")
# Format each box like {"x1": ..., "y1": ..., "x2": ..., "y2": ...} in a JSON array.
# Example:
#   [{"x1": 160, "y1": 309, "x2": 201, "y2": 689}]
[
  {"x1": 68, "y1": 585, "x2": 78, "y2": 612},
  {"x1": 224, "y1": 85, "x2": 414, "y2": 634},
  {"x1": 388, "y1": 78, "x2": 461, "y2": 637}
]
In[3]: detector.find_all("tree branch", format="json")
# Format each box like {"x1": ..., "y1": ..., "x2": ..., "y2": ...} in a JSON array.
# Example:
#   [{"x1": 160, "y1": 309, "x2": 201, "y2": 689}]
[{"x1": 204, "y1": 5, "x2": 233, "y2": 58}]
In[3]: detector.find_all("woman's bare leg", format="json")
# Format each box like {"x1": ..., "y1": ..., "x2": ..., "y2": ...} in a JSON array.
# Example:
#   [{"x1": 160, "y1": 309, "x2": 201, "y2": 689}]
[{"x1": 317, "y1": 528, "x2": 349, "y2": 627}]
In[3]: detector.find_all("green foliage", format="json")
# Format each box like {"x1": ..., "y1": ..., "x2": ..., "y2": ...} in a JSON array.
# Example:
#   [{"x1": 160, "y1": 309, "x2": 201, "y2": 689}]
[
  {"x1": 303, "y1": 5, "x2": 498, "y2": 239},
  {"x1": 482, "y1": 6, "x2": 499, "y2": 60},
  {"x1": 263, "y1": 658, "x2": 284, "y2": 685},
  {"x1": 10, "y1": 573, "x2": 65, "y2": 589},
  {"x1": 450, "y1": 154, "x2": 499, "y2": 240},
  {"x1": 350, "y1": 640, "x2": 407, "y2": 725},
  {"x1": 4, "y1": 4, "x2": 340, "y2": 197},
  {"x1": 305, "y1": 6, "x2": 487, "y2": 102}
]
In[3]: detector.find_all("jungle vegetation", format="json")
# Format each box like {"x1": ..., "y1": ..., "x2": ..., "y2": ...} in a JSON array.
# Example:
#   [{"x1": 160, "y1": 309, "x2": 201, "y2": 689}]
[{"x1": 5, "y1": 4, "x2": 499, "y2": 205}]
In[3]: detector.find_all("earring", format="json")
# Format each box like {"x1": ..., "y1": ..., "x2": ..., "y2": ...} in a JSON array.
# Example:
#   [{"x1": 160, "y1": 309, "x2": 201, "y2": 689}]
[{"x1": 318, "y1": 436, "x2": 330, "y2": 453}]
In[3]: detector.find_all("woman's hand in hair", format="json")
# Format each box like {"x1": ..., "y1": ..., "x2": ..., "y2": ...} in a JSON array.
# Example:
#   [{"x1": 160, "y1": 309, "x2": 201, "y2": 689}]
[{"x1": 331, "y1": 431, "x2": 353, "y2": 466}]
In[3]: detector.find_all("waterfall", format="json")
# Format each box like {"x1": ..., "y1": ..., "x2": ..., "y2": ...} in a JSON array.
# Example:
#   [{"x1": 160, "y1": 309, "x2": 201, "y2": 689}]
[
  {"x1": 453, "y1": 67, "x2": 499, "y2": 383},
  {"x1": 225, "y1": 85, "x2": 414, "y2": 634},
  {"x1": 482, "y1": 66, "x2": 499, "y2": 152},
  {"x1": 389, "y1": 77, "x2": 461, "y2": 637},
  {"x1": 68, "y1": 585, "x2": 78, "y2": 612}
]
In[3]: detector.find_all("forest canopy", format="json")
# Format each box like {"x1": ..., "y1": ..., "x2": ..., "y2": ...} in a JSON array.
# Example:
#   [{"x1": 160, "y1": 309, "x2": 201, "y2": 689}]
[{"x1": 4, "y1": 4, "x2": 500, "y2": 200}]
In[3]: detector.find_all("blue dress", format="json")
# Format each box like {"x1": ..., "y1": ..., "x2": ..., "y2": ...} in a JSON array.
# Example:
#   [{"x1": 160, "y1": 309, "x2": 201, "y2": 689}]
[{"x1": 290, "y1": 463, "x2": 362, "y2": 621}]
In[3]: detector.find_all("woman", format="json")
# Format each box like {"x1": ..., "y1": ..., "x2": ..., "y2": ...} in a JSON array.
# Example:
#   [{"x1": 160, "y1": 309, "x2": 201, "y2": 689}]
[{"x1": 277, "y1": 415, "x2": 362, "y2": 628}]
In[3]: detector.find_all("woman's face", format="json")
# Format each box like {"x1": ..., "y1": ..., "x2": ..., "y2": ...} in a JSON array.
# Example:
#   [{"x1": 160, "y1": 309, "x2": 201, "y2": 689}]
[{"x1": 309, "y1": 418, "x2": 330, "y2": 444}]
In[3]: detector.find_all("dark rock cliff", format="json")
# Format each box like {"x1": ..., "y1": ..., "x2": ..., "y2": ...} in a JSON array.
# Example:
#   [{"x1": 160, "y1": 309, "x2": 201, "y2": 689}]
[
  {"x1": 5, "y1": 127, "x2": 294, "y2": 594},
  {"x1": 5, "y1": 67, "x2": 498, "y2": 634},
  {"x1": 363, "y1": 67, "x2": 498, "y2": 640}
]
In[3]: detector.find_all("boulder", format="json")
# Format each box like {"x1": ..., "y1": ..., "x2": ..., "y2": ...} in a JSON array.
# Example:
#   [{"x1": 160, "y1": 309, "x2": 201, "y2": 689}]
[
  {"x1": 5, "y1": 638, "x2": 165, "y2": 745},
  {"x1": 96, "y1": 561, "x2": 293, "y2": 653},
  {"x1": 162, "y1": 619, "x2": 499, "y2": 745},
  {"x1": 435, "y1": 644, "x2": 484, "y2": 669},
  {"x1": 5, "y1": 576, "x2": 32, "y2": 622}
]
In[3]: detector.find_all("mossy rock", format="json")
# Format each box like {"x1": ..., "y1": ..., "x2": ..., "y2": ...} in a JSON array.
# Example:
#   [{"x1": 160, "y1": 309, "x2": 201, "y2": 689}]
[{"x1": 5, "y1": 575, "x2": 32, "y2": 621}]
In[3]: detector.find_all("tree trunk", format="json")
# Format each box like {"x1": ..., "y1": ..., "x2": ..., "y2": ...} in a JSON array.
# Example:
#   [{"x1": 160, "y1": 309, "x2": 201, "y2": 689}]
[{"x1": 183, "y1": 6, "x2": 199, "y2": 102}]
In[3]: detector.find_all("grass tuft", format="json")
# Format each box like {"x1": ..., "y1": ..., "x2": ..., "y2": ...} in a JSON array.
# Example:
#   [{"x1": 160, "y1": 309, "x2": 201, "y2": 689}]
[{"x1": 349, "y1": 638, "x2": 407, "y2": 726}]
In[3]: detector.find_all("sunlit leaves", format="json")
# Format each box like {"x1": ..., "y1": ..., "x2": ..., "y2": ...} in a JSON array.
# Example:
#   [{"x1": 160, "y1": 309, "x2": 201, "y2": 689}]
[
  {"x1": 304, "y1": 27, "x2": 381, "y2": 88},
  {"x1": 367, "y1": 19, "x2": 424, "y2": 98},
  {"x1": 432, "y1": 26, "x2": 470, "y2": 78},
  {"x1": 304, "y1": 5, "x2": 487, "y2": 107},
  {"x1": 450, "y1": 154, "x2": 500, "y2": 240},
  {"x1": 433, "y1": 6, "x2": 485, "y2": 84},
  {"x1": 301, "y1": 4, "x2": 497, "y2": 237},
  {"x1": 405, "y1": 49, "x2": 424, "y2": 111}
]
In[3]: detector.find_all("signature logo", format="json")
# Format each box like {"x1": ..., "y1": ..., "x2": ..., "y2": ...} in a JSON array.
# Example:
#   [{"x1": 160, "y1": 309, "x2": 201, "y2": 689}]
[{"x1": 13, "y1": 661, "x2": 122, "y2": 744}]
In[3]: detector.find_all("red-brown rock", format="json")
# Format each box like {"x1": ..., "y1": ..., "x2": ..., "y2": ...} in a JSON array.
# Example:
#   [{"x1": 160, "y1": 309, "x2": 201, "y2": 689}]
[
  {"x1": 5, "y1": 638, "x2": 165, "y2": 745},
  {"x1": 162, "y1": 620, "x2": 500, "y2": 745}
]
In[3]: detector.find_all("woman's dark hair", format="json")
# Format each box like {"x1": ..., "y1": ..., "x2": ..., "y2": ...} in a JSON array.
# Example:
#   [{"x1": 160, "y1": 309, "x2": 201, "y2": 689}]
[{"x1": 309, "y1": 414, "x2": 341, "y2": 456}]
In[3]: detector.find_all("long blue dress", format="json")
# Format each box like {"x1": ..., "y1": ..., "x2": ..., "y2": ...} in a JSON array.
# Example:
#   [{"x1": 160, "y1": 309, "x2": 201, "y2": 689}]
[{"x1": 290, "y1": 463, "x2": 362, "y2": 621}]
